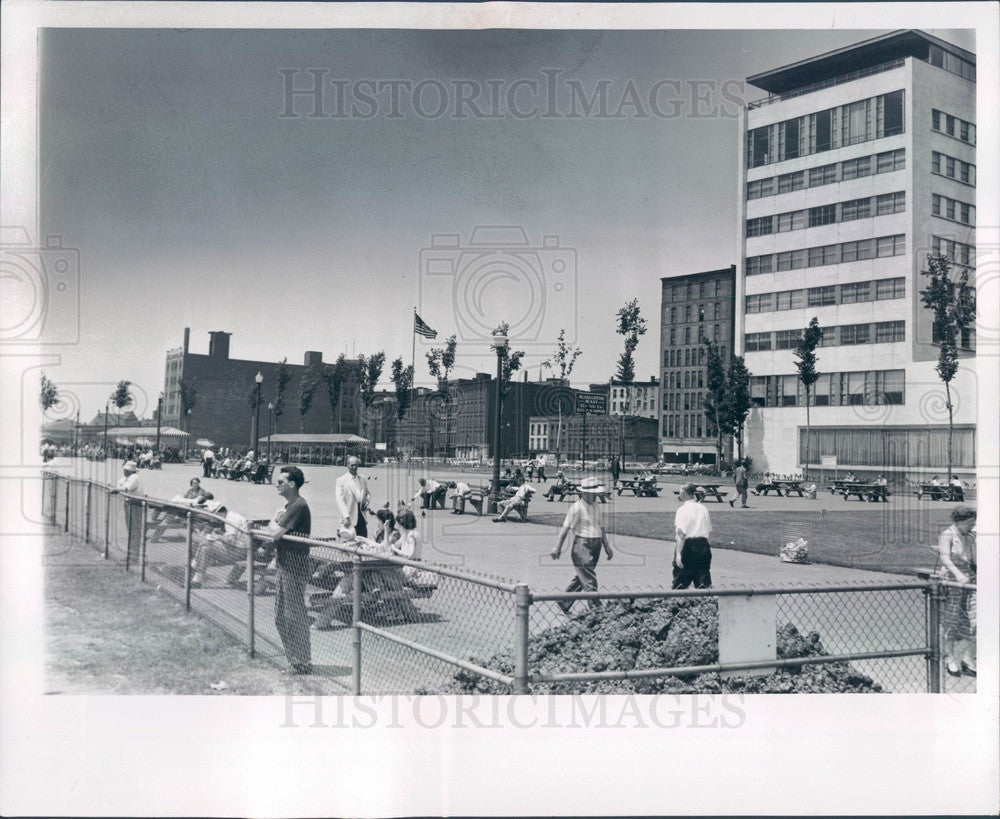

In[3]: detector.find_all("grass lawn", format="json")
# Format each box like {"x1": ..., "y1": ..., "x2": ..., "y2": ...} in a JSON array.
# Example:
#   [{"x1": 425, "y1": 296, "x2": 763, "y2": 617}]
[
  {"x1": 45, "y1": 532, "x2": 348, "y2": 695},
  {"x1": 532, "y1": 508, "x2": 946, "y2": 575}
]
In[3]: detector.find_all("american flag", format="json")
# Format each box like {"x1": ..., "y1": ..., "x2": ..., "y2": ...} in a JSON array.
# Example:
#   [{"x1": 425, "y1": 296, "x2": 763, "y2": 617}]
[{"x1": 414, "y1": 313, "x2": 438, "y2": 339}]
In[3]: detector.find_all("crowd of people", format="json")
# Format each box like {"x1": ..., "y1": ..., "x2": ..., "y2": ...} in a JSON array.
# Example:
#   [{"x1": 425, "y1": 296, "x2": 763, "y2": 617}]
[{"x1": 104, "y1": 454, "x2": 977, "y2": 680}]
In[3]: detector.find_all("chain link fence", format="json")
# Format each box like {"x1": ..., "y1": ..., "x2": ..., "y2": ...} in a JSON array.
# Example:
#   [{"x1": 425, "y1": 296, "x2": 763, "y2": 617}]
[{"x1": 43, "y1": 471, "x2": 976, "y2": 694}]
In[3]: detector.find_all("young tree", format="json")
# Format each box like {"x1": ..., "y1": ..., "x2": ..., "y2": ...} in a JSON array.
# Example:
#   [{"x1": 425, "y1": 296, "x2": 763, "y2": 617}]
[
  {"x1": 726, "y1": 356, "x2": 752, "y2": 462},
  {"x1": 793, "y1": 317, "x2": 823, "y2": 476},
  {"x1": 542, "y1": 328, "x2": 583, "y2": 465},
  {"x1": 390, "y1": 357, "x2": 413, "y2": 422},
  {"x1": 357, "y1": 351, "x2": 386, "y2": 448},
  {"x1": 615, "y1": 299, "x2": 647, "y2": 460},
  {"x1": 297, "y1": 365, "x2": 320, "y2": 433},
  {"x1": 40, "y1": 372, "x2": 59, "y2": 413},
  {"x1": 920, "y1": 253, "x2": 975, "y2": 481},
  {"x1": 271, "y1": 357, "x2": 292, "y2": 435},
  {"x1": 702, "y1": 338, "x2": 728, "y2": 468},
  {"x1": 110, "y1": 380, "x2": 133, "y2": 426},
  {"x1": 426, "y1": 335, "x2": 458, "y2": 458},
  {"x1": 322, "y1": 354, "x2": 354, "y2": 434}
]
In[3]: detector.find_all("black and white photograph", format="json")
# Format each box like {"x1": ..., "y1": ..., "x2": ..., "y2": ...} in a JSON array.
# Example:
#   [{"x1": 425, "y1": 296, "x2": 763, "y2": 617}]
[{"x1": 1, "y1": 1, "x2": 997, "y2": 815}]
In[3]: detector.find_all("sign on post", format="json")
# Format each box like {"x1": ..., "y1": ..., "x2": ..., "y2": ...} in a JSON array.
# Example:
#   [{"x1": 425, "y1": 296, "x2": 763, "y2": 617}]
[{"x1": 575, "y1": 393, "x2": 607, "y2": 415}]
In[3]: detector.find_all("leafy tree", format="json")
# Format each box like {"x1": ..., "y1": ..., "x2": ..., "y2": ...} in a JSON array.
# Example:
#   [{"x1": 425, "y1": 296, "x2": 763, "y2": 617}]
[
  {"x1": 390, "y1": 357, "x2": 413, "y2": 422},
  {"x1": 297, "y1": 365, "x2": 320, "y2": 433},
  {"x1": 726, "y1": 356, "x2": 752, "y2": 462},
  {"x1": 322, "y1": 354, "x2": 355, "y2": 433},
  {"x1": 110, "y1": 380, "x2": 133, "y2": 426},
  {"x1": 542, "y1": 328, "x2": 583, "y2": 465},
  {"x1": 919, "y1": 253, "x2": 975, "y2": 481},
  {"x1": 614, "y1": 299, "x2": 647, "y2": 459},
  {"x1": 493, "y1": 322, "x2": 526, "y2": 400},
  {"x1": 426, "y1": 335, "x2": 458, "y2": 458},
  {"x1": 40, "y1": 372, "x2": 59, "y2": 413},
  {"x1": 702, "y1": 338, "x2": 728, "y2": 468},
  {"x1": 793, "y1": 318, "x2": 823, "y2": 476},
  {"x1": 357, "y1": 351, "x2": 386, "y2": 445},
  {"x1": 271, "y1": 358, "x2": 292, "y2": 435}
]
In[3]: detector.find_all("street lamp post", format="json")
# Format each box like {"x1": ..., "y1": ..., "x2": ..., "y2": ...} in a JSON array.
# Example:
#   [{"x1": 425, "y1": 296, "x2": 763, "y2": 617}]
[
  {"x1": 252, "y1": 372, "x2": 263, "y2": 452},
  {"x1": 266, "y1": 401, "x2": 275, "y2": 464},
  {"x1": 155, "y1": 393, "x2": 163, "y2": 454},
  {"x1": 490, "y1": 330, "x2": 508, "y2": 515},
  {"x1": 103, "y1": 400, "x2": 110, "y2": 455}
]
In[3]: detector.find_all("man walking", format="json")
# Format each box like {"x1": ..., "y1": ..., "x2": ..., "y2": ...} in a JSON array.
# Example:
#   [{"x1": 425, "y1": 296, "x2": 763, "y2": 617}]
[
  {"x1": 202, "y1": 446, "x2": 215, "y2": 478},
  {"x1": 260, "y1": 466, "x2": 313, "y2": 674},
  {"x1": 610, "y1": 456, "x2": 622, "y2": 489},
  {"x1": 336, "y1": 455, "x2": 371, "y2": 537},
  {"x1": 730, "y1": 459, "x2": 748, "y2": 508},
  {"x1": 551, "y1": 477, "x2": 612, "y2": 613},
  {"x1": 673, "y1": 482, "x2": 713, "y2": 589}
]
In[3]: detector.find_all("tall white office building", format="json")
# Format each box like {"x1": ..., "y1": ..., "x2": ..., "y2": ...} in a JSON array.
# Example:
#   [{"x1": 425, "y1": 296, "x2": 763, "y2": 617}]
[{"x1": 738, "y1": 30, "x2": 977, "y2": 478}]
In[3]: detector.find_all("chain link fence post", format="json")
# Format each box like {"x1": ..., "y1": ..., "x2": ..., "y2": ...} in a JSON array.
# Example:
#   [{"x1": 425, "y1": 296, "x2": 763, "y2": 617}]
[
  {"x1": 926, "y1": 576, "x2": 942, "y2": 693},
  {"x1": 84, "y1": 481, "x2": 92, "y2": 544},
  {"x1": 352, "y1": 553, "x2": 363, "y2": 695},
  {"x1": 104, "y1": 485, "x2": 111, "y2": 559},
  {"x1": 514, "y1": 583, "x2": 531, "y2": 694},
  {"x1": 247, "y1": 531, "x2": 256, "y2": 659},
  {"x1": 184, "y1": 512, "x2": 193, "y2": 612},
  {"x1": 64, "y1": 479, "x2": 70, "y2": 533},
  {"x1": 140, "y1": 501, "x2": 148, "y2": 582}
]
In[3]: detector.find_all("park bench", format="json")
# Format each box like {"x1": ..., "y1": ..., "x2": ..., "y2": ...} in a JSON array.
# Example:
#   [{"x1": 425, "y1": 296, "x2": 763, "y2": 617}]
[
  {"x1": 452, "y1": 484, "x2": 490, "y2": 515},
  {"x1": 915, "y1": 484, "x2": 963, "y2": 502}
]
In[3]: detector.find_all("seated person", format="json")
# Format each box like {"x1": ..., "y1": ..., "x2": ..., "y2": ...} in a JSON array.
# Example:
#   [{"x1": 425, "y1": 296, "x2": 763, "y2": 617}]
[
  {"x1": 449, "y1": 481, "x2": 473, "y2": 514},
  {"x1": 875, "y1": 474, "x2": 888, "y2": 487},
  {"x1": 192, "y1": 510, "x2": 252, "y2": 587},
  {"x1": 844, "y1": 471, "x2": 857, "y2": 483},
  {"x1": 511, "y1": 467, "x2": 525, "y2": 486},
  {"x1": 949, "y1": 476, "x2": 965, "y2": 501},
  {"x1": 753, "y1": 474, "x2": 775, "y2": 494},
  {"x1": 218, "y1": 456, "x2": 234, "y2": 479},
  {"x1": 544, "y1": 472, "x2": 569, "y2": 500},
  {"x1": 493, "y1": 484, "x2": 535, "y2": 522},
  {"x1": 391, "y1": 509, "x2": 423, "y2": 582},
  {"x1": 148, "y1": 477, "x2": 216, "y2": 541},
  {"x1": 929, "y1": 475, "x2": 942, "y2": 487}
]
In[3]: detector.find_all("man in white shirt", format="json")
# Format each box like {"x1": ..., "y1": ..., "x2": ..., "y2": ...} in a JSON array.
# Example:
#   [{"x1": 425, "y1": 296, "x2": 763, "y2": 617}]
[
  {"x1": 551, "y1": 477, "x2": 612, "y2": 613},
  {"x1": 336, "y1": 456, "x2": 371, "y2": 537},
  {"x1": 110, "y1": 460, "x2": 145, "y2": 561},
  {"x1": 449, "y1": 481, "x2": 473, "y2": 514},
  {"x1": 202, "y1": 448, "x2": 215, "y2": 478},
  {"x1": 493, "y1": 483, "x2": 536, "y2": 522},
  {"x1": 673, "y1": 482, "x2": 713, "y2": 589},
  {"x1": 413, "y1": 478, "x2": 445, "y2": 510}
]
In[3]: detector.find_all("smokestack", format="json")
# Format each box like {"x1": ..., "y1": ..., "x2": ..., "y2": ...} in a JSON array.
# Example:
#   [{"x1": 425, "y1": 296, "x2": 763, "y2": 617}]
[{"x1": 183, "y1": 327, "x2": 190, "y2": 355}]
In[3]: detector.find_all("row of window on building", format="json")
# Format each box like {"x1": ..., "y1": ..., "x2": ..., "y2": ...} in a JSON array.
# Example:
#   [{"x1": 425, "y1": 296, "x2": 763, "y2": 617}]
[
  {"x1": 663, "y1": 346, "x2": 711, "y2": 369},
  {"x1": 663, "y1": 414, "x2": 707, "y2": 439},
  {"x1": 746, "y1": 276, "x2": 905, "y2": 313},
  {"x1": 749, "y1": 369, "x2": 905, "y2": 407},
  {"x1": 746, "y1": 148, "x2": 906, "y2": 200},
  {"x1": 662, "y1": 278, "x2": 728, "y2": 302},
  {"x1": 931, "y1": 108, "x2": 976, "y2": 144},
  {"x1": 932, "y1": 194, "x2": 975, "y2": 226},
  {"x1": 664, "y1": 301, "x2": 728, "y2": 324},
  {"x1": 666, "y1": 324, "x2": 724, "y2": 346},
  {"x1": 746, "y1": 191, "x2": 905, "y2": 237},
  {"x1": 746, "y1": 234, "x2": 905, "y2": 275},
  {"x1": 663, "y1": 391, "x2": 704, "y2": 412},
  {"x1": 664, "y1": 369, "x2": 705, "y2": 391},
  {"x1": 744, "y1": 320, "x2": 906, "y2": 352},
  {"x1": 747, "y1": 90, "x2": 904, "y2": 169}
]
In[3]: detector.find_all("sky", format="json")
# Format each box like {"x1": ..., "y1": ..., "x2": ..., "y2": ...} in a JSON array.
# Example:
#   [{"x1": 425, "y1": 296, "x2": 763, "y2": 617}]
[{"x1": 36, "y1": 25, "x2": 976, "y2": 419}]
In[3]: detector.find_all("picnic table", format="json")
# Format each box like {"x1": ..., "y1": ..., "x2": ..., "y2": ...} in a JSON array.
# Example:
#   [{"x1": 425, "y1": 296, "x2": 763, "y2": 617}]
[
  {"x1": 306, "y1": 539, "x2": 437, "y2": 625},
  {"x1": 841, "y1": 482, "x2": 890, "y2": 502},
  {"x1": 546, "y1": 481, "x2": 611, "y2": 503},
  {"x1": 754, "y1": 479, "x2": 806, "y2": 497},
  {"x1": 915, "y1": 483, "x2": 963, "y2": 501},
  {"x1": 617, "y1": 477, "x2": 660, "y2": 497},
  {"x1": 673, "y1": 483, "x2": 728, "y2": 503}
]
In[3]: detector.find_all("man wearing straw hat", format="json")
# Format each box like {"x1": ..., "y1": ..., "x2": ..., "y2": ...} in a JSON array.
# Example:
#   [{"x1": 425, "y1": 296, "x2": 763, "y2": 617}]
[{"x1": 550, "y1": 476, "x2": 613, "y2": 614}]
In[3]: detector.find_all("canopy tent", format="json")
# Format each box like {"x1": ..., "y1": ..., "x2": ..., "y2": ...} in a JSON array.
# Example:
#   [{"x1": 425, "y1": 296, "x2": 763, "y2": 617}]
[
  {"x1": 77, "y1": 425, "x2": 189, "y2": 447},
  {"x1": 257, "y1": 433, "x2": 371, "y2": 465}
]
